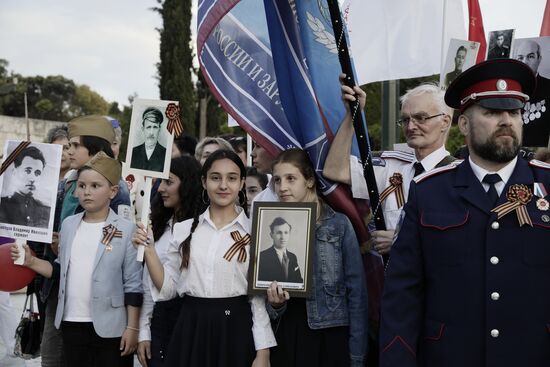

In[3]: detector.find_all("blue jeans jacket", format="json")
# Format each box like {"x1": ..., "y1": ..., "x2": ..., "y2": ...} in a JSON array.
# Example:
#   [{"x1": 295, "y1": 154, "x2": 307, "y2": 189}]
[{"x1": 267, "y1": 204, "x2": 368, "y2": 366}]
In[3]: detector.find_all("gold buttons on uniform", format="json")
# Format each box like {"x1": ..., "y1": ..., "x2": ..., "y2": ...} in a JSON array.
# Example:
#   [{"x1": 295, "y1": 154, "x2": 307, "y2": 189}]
[
  {"x1": 491, "y1": 221, "x2": 499, "y2": 230},
  {"x1": 491, "y1": 292, "x2": 500, "y2": 301},
  {"x1": 491, "y1": 329, "x2": 499, "y2": 338},
  {"x1": 490, "y1": 256, "x2": 499, "y2": 265}
]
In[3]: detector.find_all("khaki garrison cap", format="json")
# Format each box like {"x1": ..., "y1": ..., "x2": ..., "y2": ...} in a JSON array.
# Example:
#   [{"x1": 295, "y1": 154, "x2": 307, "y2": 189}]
[
  {"x1": 83, "y1": 152, "x2": 121, "y2": 186},
  {"x1": 68, "y1": 115, "x2": 115, "y2": 144}
]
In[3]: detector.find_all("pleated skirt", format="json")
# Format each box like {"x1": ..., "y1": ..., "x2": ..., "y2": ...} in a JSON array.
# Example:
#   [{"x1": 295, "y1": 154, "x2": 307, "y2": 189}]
[
  {"x1": 164, "y1": 295, "x2": 255, "y2": 367},
  {"x1": 150, "y1": 296, "x2": 184, "y2": 366}
]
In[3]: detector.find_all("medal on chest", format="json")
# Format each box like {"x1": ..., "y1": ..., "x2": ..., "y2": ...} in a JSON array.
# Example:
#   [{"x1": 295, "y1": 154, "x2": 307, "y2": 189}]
[{"x1": 491, "y1": 184, "x2": 533, "y2": 227}]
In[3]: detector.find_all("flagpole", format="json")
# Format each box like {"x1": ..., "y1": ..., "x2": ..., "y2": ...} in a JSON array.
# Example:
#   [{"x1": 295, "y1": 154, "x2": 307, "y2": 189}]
[
  {"x1": 440, "y1": 0, "x2": 448, "y2": 83},
  {"x1": 326, "y1": 0, "x2": 386, "y2": 231}
]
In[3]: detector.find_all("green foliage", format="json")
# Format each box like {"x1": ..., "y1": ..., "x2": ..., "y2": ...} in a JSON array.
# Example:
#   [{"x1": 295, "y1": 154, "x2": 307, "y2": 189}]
[{"x1": 156, "y1": 0, "x2": 196, "y2": 135}]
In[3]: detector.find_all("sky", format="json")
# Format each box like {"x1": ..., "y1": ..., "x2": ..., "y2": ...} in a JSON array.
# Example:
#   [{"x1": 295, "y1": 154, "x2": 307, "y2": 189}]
[{"x1": 0, "y1": 0, "x2": 547, "y2": 106}]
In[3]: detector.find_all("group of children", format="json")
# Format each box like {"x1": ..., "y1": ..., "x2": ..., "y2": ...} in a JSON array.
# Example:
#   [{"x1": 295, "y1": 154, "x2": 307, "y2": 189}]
[{"x1": 10, "y1": 115, "x2": 368, "y2": 367}]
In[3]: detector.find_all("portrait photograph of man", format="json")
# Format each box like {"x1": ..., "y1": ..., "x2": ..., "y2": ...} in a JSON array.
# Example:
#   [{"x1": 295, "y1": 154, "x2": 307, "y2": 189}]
[
  {"x1": 487, "y1": 29, "x2": 515, "y2": 60},
  {"x1": 441, "y1": 39, "x2": 480, "y2": 88},
  {"x1": 125, "y1": 98, "x2": 175, "y2": 179},
  {"x1": 249, "y1": 202, "x2": 316, "y2": 297},
  {"x1": 513, "y1": 36, "x2": 550, "y2": 146},
  {"x1": 0, "y1": 141, "x2": 61, "y2": 242}
]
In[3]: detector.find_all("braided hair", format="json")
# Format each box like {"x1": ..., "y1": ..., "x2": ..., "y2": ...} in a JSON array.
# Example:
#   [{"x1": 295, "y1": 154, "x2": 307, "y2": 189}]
[{"x1": 179, "y1": 149, "x2": 246, "y2": 269}]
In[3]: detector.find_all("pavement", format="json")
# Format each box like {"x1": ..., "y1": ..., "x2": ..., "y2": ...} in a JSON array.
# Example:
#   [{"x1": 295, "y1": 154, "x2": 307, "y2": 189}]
[{"x1": 0, "y1": 291, "x2": 139, "y2": 367}]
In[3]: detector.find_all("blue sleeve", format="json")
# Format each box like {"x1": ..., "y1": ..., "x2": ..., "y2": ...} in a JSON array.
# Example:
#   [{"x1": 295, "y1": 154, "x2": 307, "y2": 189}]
[
  {"x1": 110, "y1": 179, "x2": 131, "y2": 213},
  {"x1": 121, "y1": 221, "x2": 143, "y2": 306},
  {"x1": 340, "y1": 214, "x2": 368, "y2": 366},
  {"x1": 379, "y1": 182, "x2": 423, "y2": 367}
]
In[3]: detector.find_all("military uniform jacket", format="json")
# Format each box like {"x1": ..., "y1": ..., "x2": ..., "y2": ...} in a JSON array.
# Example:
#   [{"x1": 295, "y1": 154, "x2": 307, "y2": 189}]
[
  {"x1": 0, "y1": 192, "x2": 50, "y2": 228},
  {"x1": 130, "y1": 143, "x2": 166, "y2": 172},
  {"x1": 380, "y1": 157, "x2": 550, "y2": 367}
]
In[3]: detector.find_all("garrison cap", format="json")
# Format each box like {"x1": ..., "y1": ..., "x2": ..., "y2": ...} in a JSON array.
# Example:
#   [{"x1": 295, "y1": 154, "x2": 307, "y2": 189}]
[
  {"x1": 83, "y1": 151, "x2": 121, "y2": 186},
  {"x1": 445, "y1": 58, "x2": 536, "y2": 113},
  {"x1": 68, "y1": 115, "x2": 116, "y2": 144}
]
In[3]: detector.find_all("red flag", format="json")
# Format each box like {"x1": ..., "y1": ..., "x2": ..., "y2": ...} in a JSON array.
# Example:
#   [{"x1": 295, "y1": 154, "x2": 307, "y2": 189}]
[
  {"x1": 468, "y1": 0, "x2": 486, "y2": 64},
  {"x1": 541, "y1": 0, "x2": 550, "y2": 36}
]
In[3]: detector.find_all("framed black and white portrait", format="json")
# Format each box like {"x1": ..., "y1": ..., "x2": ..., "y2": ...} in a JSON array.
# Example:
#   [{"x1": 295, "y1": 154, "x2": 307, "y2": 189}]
[
  {"x1": 487, "y1": 29, "x2": 515, "y2": 60},
  {"x1": 440, "y1": 39, "x2": 480, "y2": 88},
  {"x1": 0, "y1": 141, "x2": 62, "y2": 243},
  {"x1": 125, "y1": 98, "x2": 176, "y2": 179},
  {"x1": 248, "y1": 202, "x2": 316, "y2": 298}
]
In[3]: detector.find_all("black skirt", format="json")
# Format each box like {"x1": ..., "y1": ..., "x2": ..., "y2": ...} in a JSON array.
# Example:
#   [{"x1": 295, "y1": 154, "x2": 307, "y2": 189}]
[
  {"x1": 270, "y1": 298, "x2": 350, "y2": 367},
  {"x1": 164, "y1": 295, "x2": 256, "y2": 367},
  {"x1": 150, "y1": 296, "x2": 184, "y2": 366}
]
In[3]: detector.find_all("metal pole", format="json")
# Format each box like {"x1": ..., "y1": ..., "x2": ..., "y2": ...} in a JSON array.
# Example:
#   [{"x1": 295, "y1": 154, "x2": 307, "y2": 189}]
[
  {"x1": 24, "y1": 92, "x2": 30, "y2": 141},
  {"x1": 326, "y1": 0, "x2": 386, "y2": 230},
  {"x1": 381, "y1": 80, "x2": 399, "y2": 150}
]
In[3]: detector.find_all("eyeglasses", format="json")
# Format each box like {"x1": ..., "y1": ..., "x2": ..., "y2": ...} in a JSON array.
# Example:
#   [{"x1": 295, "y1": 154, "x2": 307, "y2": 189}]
[{"x1": 397, "y1": 113, "x2": 446, "y2": 127}]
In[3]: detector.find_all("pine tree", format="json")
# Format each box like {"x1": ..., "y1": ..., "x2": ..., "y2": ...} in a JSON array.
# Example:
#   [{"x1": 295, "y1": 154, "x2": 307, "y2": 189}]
[{"x1": 157, "y1": 0, "x2": 196, "y2": 135}]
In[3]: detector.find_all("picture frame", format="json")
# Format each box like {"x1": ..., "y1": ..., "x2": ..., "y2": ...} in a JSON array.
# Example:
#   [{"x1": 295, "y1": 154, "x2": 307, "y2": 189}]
[
  {"x1": 248, "y1": 201, "x2": 316, "y2": 298},
  {"x1": 0, "y1": 140, "x2": 62, "y2": 243},
  {"x1": 125, "y1": 98, "x2": 176, "y2": 179}
]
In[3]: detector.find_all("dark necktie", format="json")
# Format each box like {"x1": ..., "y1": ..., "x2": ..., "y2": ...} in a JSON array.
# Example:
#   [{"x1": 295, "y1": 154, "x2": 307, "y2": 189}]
[
  {"x1": 413, "y1": 162, "x2": 425, "y2": 177},
  {"x1": 483, "y1": 174, "x2": 502, "y2": 207},
  {"x1": 282, "y1": 252, "x2": 289, "y2": 280}
]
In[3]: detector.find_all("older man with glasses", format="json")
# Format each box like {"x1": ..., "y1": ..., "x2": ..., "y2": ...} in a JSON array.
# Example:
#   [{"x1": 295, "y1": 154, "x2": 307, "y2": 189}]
[{"x1": 324, "y1": 81, "x2": 455, "y2": 256}]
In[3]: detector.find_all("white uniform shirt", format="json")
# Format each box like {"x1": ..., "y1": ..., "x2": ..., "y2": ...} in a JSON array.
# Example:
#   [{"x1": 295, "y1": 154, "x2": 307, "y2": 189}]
[
  {"x1": 150, "y1": 207, "x2": 276, "y2": 350},
  {"x1": 469, "y1": 156, "x2": 517, "y2": 196},
  {"x1": 350, "y1": 146, "x2": 451, "y2": 229},
  {"x1": 138, "y1": 220, "x2": 173, "y2": 342}
]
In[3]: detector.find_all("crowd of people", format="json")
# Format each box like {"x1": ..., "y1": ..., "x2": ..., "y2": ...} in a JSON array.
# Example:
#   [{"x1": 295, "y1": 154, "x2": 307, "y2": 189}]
[{"x1": 0, "y1": 57, "x2": 549, "y2": 367}]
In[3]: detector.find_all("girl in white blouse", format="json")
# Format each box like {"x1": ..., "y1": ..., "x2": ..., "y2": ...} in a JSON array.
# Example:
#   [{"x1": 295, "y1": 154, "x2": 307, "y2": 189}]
[
  {"x1": 133, "y1": 149, "x2": 275, "y2": 367},
  {"x1": 136, "y1": 156, "x2": 205, "y2": 367}
]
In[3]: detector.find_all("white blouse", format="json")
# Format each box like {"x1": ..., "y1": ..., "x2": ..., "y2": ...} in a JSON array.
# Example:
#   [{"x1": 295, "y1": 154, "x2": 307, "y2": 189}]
[
  {"x1": 138, "y1": 220, "x2": 173, "y2": 342},
  {"x1": 150, "y1": 207, "x2": 276, "y2": 350}
]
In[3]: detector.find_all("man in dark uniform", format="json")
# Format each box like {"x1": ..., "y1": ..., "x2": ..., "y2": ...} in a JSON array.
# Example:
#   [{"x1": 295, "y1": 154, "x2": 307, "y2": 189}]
[
  {"x1": 488, "y1": 32, "x2": 510, "y2": 59},
  {"x1": 380, "y1": 59, "x2": 550, "y2": 366},
  {"x1": 131, "y1": 107, "x2": 166, "y2": 172},
  {"x1": 0, "y1": 146, "x2": 50, "y2": 228},
  {"x1": 258, "y1": 217, "x2": 303, "y2": 283},
  {"x1": 444, "y1": 46, "x2": 467, "y2": 87}
]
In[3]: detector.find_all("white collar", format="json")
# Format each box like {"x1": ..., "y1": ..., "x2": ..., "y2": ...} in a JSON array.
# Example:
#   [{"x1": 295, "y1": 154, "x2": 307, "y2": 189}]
[
  {"x1": 468, "y1": 156, "x2": 518, "y2": 185},
  {"x1": 414, "y1": 145, "x2": 450, "y2": 171},
  {"x1": 198, "y1": 206, "x2": 249, "y2": 232}
]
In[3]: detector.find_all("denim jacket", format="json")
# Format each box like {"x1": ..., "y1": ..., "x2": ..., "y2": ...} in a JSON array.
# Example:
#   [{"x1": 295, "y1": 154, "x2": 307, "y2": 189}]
[{"x1": 267, "y1": 204, "x2": 368, "y2": 366}]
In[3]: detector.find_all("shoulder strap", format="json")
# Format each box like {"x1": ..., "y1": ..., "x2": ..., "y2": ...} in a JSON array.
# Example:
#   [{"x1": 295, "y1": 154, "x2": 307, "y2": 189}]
[{"x1": 435, "y1": 155, "x2": 457, "y2": 168}]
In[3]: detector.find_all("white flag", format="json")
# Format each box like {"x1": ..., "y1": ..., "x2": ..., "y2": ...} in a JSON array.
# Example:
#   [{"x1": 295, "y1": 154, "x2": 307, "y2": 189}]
[{"x1": 342, "y1": 0, "x2": 466, "y2": 84}]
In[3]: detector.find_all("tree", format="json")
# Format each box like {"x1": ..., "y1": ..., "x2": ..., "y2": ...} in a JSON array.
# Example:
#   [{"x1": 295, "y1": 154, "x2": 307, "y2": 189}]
[{"x1": 156, "y1": 0, "x2": 196, "y2": 135}]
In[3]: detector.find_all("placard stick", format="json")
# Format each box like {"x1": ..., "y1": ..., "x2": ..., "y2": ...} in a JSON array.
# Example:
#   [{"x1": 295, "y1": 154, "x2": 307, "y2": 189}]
[
  {"x1": 13, "y1": 239, "x2": 26, "y2": 265},
  {"x1": 137, "y1": 176, "x2": 153, "y2": 262}
]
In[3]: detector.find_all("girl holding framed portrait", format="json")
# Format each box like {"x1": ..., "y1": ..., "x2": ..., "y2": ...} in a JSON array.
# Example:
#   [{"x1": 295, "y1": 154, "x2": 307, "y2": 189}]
[{"x1": 266, "y1": 148, "x2": 368, "y2": 367}]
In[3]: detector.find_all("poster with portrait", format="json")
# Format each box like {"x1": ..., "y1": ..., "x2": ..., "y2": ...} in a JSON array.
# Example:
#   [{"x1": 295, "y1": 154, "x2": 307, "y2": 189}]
[
  {"x1": 440, "y1": 39, "x2": 480, "y2": 89},
  {"x1": 0, "y1": 141, "x2": 62, "y2": 243},
  {"x1": 512, "y1": 36, "x2": 550, "y2": 147},
  {"x1": 248, "y1": 202, "x2": 316, "y2": 298},
  {"x1": 125, "y1": 98, "x2": 176, "y2": 179},
  {"x1": 486, "y1": 29, "x2": 515, "y2": 60}
]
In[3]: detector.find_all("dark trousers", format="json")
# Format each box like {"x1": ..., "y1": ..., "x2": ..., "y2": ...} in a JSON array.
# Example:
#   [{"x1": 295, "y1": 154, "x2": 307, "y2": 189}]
[{"x1": 61, "y1": 321, "x2": 121, "y2": 367}]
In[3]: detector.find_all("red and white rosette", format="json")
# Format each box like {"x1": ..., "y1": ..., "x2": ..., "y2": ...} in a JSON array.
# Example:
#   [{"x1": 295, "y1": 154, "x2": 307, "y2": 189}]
[
  {"x1": 165, "y1": 103, "x2": 183, "y2": 137},
  {"x1": 379, "y1": 173, "x2": 405, "y2": 208},
  {"x1": 491, "y1": 184, "x2": 533, "y2": 227}
]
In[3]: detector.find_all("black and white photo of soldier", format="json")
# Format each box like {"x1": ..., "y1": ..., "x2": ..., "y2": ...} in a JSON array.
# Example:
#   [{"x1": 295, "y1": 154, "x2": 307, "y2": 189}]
[
  {"x1": 0, "y1": 146, "x2": 50, "y2": 228},
  {"x1": 487, "y1": 29, "x2": 514, "y2": 60},
  {"x1": 444, "y1": 46, "x2": 467, "y2": 87},
  {"x1": 130, "y1": 107, "x2": 167, "y2": 172},
  {"x1": 513, "y1": 37, "x2": 550, "y2": 146}
]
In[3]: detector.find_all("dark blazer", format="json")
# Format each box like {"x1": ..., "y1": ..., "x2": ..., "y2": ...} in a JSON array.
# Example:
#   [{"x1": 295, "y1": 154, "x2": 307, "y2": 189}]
[
  {"x1": 380, "y1": 158, "x2": 550, "y2": 367},
  {"x1": 131, "y1": 143, "x2": 166, "y2": 172},
  {"x1": 0, "y1": 192, "x2": 50, "y2": 228},
  {"x1": 258, "y1": 245, "x2": 303, "y2": 283}
]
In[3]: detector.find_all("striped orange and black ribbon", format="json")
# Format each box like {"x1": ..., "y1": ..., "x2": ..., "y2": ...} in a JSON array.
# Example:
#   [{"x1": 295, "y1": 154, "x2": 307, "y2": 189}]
[
  {"x1": 165, "y1": 103, "x2": 184, "y2": 137},
  {"x1": 0, "y1": 141, "x2": 31, "y2": 176},
  {"x1": 379, "y1": 173, "x2": 405, "y2": 208},
  {"x1": 101, "y1": 224, "x2": 123, "y2": 248},
  {"x1": 223, "y1": 231, "x2": 251, "y2": 263},
  {"x1": 491, "y1": 185, "x2": 533, "y2": 227}
]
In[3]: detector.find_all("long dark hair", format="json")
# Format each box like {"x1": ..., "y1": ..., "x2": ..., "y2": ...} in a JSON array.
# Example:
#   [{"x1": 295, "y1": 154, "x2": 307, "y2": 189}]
[
  {"x1": 151, "y1": 156, "x2": 205, "y2": 241},
  {"x1": 179, "y1": 149, "x2": 246, "y2": 268}
]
